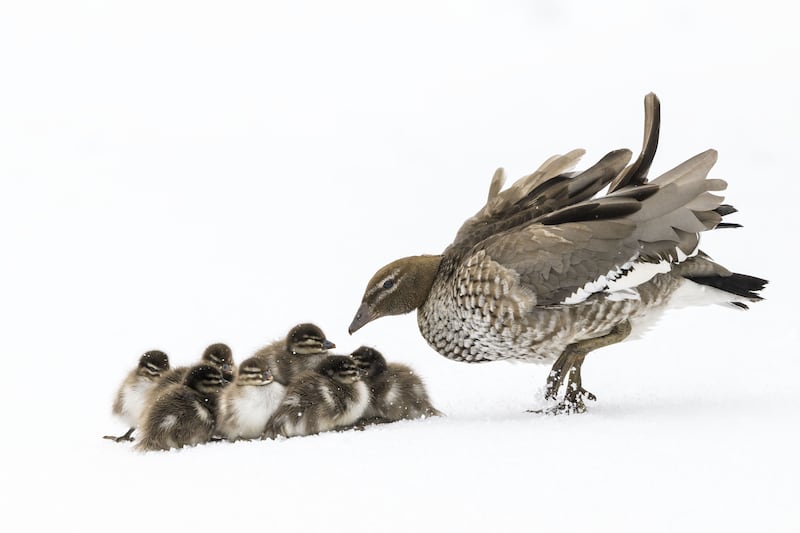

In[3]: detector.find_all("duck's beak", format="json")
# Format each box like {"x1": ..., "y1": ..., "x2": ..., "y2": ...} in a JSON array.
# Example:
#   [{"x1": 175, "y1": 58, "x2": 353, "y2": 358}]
[
  {"x1": 322, "y1": 339, "x2": 336, "y2": 350},
  {"x1": 348, "y1": 302, "x2": 373, "y2": 335}
]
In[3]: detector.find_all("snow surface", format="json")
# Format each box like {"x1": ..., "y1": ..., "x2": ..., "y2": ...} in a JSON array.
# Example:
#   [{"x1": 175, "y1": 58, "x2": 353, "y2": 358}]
[{"x1": 2, "y1": 1, "x2": 798, "y2": 531}]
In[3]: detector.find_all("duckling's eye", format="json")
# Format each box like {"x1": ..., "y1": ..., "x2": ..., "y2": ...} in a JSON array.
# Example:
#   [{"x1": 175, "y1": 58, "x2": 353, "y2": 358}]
[{"x1": 383, "y1": 279, "x2": 394, "y2": 290}]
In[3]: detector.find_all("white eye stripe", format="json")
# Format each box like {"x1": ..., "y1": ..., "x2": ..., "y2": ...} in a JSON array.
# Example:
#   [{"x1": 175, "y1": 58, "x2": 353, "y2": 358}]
[{"x1": 367, "y1": 270, "x2": 401, "y2": 300}]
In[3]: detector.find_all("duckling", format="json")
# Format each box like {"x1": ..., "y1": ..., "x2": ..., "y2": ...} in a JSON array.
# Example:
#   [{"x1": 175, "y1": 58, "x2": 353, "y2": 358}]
[
  {"x1": 202, "y1": 343, "x2": 236, "y2": 384},
  {"x1": 103, "y1": 350, "x2": 170, "y2": 442},
  {"x1": 253, "y1": 323, "x2": 335, "y2": 386},
  {"x1": 350, "y1": 346, "x2": 442, "y2": 424},
  {"x1": 350, "y1": 93, "x2": 767, "y2": 414},
  {"x1": 216, "y1": 357, "x2": 286, "y2": 441},
  {"x1": 263, "y1": 356, "x2": 369, "y2": 439},
  {"x1": 136, "y1": 364, "x2": 224, "y2": 452},
  {"x1": 151, "y1": 342, "x2": 235, "y2": 397}
]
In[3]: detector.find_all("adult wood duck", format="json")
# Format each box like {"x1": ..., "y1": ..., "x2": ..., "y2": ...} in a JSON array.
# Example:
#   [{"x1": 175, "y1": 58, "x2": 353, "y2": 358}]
[{"x1": 349, "y1": 93, "x2": 767, "y2": 414}]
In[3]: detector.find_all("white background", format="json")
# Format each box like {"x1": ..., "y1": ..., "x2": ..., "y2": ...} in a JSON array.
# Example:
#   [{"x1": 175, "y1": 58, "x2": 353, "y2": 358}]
[{"x1": 2, "y1": 1, "x2": 798, "y2": 531}]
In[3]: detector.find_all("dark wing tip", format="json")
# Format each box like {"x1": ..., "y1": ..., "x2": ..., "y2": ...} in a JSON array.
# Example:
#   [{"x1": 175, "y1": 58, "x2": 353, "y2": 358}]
[{"x1": 609, "y1": 93, "x2": 661, "y2": 193}]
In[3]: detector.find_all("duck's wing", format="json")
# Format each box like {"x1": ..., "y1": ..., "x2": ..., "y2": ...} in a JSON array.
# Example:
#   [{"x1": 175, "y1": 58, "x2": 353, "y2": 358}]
[
  {"x1": 447, "y1": 93, "x2": 662, "y2": 261},
  {"x1": 468, "y1": 149, "x2": 726, "y2": 306}
]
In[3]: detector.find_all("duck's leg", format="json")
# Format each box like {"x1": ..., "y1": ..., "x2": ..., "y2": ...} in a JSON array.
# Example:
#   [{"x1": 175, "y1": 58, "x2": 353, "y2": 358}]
[
  {"x1": 565, "y1": 351, "x2": 596, "y2": 402},
  {"x1": 534, "y1": 320, "x2": 632, "y2": 414},
  {"x1": 542, "y1": 345, "x2": 579, "y2": 400},
  {"x1": 103, "y1": 427, "x2": 135, "y2": 442}
]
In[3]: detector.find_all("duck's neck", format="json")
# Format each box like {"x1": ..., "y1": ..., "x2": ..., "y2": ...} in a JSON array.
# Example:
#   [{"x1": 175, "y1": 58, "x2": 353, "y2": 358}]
[{"x1": 408, "y1": 254, "x2": 443, "y2": 309}]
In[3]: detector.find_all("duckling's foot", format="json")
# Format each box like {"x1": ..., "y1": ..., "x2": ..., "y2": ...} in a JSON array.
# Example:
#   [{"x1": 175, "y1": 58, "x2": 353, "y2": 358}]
[
  {"x1": 103, "y1": 428, "x2": 135, "y2": 442},
  {"x1": 353, "y1": 416, "x2": 392, "y2": 430},
  {"x1": 261, "y1": 427, "x2": 280, "y2": 440}
]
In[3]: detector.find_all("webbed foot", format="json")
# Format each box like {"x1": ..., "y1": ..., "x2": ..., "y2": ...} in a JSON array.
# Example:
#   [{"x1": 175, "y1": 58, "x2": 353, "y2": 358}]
[{"x1": 103, "y1": 428, "x2": 135, "y2": 442}]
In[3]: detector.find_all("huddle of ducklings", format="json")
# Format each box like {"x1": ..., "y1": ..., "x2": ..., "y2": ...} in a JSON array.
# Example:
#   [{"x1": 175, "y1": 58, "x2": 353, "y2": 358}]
[{"x1": 104, "y1": 323, "x2": 442, "y2": 452}]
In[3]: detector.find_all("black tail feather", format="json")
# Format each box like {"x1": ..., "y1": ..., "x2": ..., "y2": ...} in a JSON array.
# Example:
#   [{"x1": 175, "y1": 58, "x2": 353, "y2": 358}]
[
  {"x1": 713, "y1": 204, "x2": 742, "y2": 229},
  {"x1": 685, "y1": 272, "x2": 768, "y2": 301},
  {"x1": 714, "y1": 204, "x2": 738, "y2": 217},
  {"x1": 715, "y1": 222, "x2": 743, "y2": 229}
]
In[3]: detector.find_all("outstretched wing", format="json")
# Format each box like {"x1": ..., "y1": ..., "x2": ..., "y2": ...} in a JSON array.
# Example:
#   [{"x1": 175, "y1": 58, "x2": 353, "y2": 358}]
[
  {"x1": 471, "y1": 150, "x2": 725, "y2": 306},
  {"x1": 447, "y1": 93, "x2": 662, "y2": 263}
]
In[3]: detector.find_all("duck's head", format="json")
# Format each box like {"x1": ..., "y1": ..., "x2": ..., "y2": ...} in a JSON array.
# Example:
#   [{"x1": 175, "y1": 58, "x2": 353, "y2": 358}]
[
  {"x1": 137, "y1": 350, "x2": 170, "y2": 378},
  {"x1": 286, "y1": 323, "x2": 335, "y2": 355},
  {"x1": 202, "y1": 343, "x2": 235, "y2": 383},
  {"x1": 349, "y1": 255, "x2": 442, "y2": 334},
  {"x1": 350, "y1": 346, "x2": 388, "y2": 379},
  {"x1": 184, "y1": 364, "x2": 225, "y2": 394},
  {"x1": 235, "y1": 357, "x2": 274, "y2": 386},
  {"x1": 317, "y1": 355, "x2": 362, "y2": 385}
]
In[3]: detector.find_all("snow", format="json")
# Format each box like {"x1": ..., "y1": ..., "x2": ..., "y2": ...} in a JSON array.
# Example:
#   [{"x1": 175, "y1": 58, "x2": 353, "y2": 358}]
[{"x1": 2, "y1": 1, "x2": 798, "y2": 531}]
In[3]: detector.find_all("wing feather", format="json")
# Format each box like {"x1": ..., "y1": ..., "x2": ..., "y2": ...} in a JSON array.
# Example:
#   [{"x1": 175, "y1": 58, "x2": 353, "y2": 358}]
[{"x1": 466, "y1": 149, "x2": 726, "y2": 306}]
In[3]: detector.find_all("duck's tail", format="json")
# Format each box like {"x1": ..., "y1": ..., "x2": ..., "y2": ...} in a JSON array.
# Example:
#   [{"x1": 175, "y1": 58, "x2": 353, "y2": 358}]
[{"x1": 672, "y1": 253, "x2": 767, "y2": 309}]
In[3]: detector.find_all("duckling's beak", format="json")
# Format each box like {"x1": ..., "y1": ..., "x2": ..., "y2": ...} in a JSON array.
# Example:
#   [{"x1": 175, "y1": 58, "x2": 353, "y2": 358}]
[
  {"x1": 322, "y1": 339, "x2": 336, "y2": 350},
  {"x1": 349, "y1": 302, "x2": 373, "y2": 335}
]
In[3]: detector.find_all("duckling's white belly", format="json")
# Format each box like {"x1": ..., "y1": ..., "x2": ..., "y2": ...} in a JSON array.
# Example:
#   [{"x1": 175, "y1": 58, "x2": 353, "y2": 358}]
[
  {"x1": 335, "y1": 381, "x2": 370, "y2": 427},
  {"x1": 119, "y1": 379, "x2": 156, "y2": 426},
  {"x1": 218, "y1": 384, "x2": 286, "y2": 440}
]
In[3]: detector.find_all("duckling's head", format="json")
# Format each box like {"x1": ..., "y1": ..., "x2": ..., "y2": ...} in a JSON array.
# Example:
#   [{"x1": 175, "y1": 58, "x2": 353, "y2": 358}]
[
  {"x1": 286, "y1": 323, "x2": 335, "y2": 355},
  {"x1": 349, "y1": 255, "x2": 442, "y2": 334},
  {"x1": 184, "y1": 364, "x2": 225, "y2": 394},
  {"x1": 202, "y1": 343, "x2": 235, "y2": 383},
  {"x1": 137, "y1": 350, "x2": 170, "y2": 378},
  {"x1": 350, "y1": 346, "x2": 388, "y2": 379},
  {"x1": 235, "y1": 357, "x2": 274, "y2": 386},
  {"x1": 317, "y1": 356, "x2": 362, "y2": 385}
]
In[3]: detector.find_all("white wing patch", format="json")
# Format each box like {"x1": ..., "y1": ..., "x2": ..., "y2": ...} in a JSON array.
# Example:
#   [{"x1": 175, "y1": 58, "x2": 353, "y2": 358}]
[{"x1": 561, "y1": 258, "x2": 673, "y2": 305}]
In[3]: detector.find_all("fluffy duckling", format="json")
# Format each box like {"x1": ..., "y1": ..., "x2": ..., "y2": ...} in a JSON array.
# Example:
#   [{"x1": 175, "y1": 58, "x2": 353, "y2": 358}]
[
  {"x1": 136, "y1": 364, "x2": 224, "y2": 452},
  {"x1": 104, "y1": 350, "x2": 170, "y2": 442},
  {"x1": 216, "y1": 357, "x2": 286, "y2": 441},
  {"x1": 350, "y1": 346, "x2": 442, "y2": 424},
  {"x1": 264, "y1": 356, "x2": 369, "y2": 439},
  {"x1": 253, "y1": 323, "x2": 335, "y2": 386}
]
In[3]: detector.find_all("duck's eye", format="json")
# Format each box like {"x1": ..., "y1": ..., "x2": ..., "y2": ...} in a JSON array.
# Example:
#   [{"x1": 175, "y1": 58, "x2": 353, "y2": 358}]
[{"x1": 383, "y1": 279, "x2": 394, "y2": 290}]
